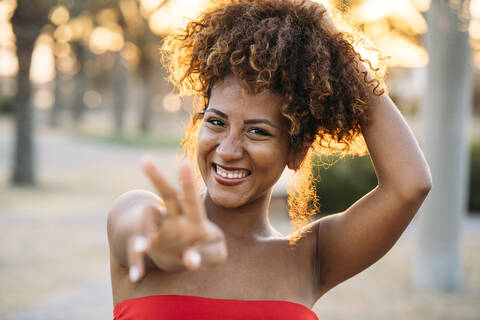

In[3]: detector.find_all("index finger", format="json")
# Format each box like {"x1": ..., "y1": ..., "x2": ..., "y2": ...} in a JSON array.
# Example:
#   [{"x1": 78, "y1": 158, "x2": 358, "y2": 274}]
[
  {"x1": 140, "y1": 155, "x2": 180, "y2": 217},
  {"x1": 178, "y1": 159, "x2": 205, "y2": 221}
]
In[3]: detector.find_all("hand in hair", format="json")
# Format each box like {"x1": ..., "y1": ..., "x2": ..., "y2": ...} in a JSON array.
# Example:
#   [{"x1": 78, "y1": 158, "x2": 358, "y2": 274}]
[{"x1": 303, "y1": 0, "x2": 339, "y2": 35}]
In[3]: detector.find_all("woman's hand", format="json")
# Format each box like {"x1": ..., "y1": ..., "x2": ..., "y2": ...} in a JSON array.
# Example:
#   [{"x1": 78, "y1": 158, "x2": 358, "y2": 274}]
[
  {"x1": 303, "y1": 0, "x2": 339, "y2": 35},
  {"x1": 127, "y1": 156, "x2": 227, "y2": 282}
]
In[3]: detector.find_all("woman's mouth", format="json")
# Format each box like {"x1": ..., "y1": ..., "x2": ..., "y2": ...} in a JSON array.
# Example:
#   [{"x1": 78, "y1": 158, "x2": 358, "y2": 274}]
[{"x1": 212, "y1": 164, "x2": 251, "y2": 186}]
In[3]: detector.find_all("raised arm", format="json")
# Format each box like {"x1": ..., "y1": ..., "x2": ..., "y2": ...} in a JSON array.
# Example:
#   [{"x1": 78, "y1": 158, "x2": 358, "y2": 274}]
[
  {"x1": 307, "y1": 2, "x2": 432, "y2": 298},
  {"x1": 313, "y1": 86, "x2": 432, "y2": 298}
]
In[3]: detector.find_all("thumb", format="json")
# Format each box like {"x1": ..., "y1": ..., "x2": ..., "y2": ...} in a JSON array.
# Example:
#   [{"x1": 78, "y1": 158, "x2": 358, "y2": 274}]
[
  {"x1": 182, "y1": 248, "x2": 202, "y2": 270},
  {"x1": 183, "y1": 240, "x2": 228, "y2": 271}
]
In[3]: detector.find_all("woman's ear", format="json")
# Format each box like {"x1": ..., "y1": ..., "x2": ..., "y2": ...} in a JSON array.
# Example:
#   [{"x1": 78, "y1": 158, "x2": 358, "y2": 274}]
[{"x1": 287, "y1": 145, "x2": 310, "y2": 171}]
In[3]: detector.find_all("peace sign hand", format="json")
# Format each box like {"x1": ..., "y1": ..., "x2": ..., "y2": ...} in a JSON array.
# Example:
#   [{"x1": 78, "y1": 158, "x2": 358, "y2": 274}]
[{"x1": 127, "y1": 156, "x2": 227, "y2": 282}]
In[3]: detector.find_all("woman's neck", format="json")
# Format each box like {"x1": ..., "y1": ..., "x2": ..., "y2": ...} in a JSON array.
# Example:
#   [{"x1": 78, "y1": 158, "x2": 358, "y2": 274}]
[{"x1": 202, "y1": 190, "x2": 280, "y2": 241}]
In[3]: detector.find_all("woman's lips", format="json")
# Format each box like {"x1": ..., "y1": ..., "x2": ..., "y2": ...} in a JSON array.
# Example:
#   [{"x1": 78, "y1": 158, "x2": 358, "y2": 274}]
[{"x1": 212, "y1": 164, "x2": 250, "y2": 186}]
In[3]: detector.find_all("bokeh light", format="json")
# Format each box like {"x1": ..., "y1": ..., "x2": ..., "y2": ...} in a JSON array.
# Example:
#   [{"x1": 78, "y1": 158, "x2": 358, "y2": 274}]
[
  {"x1": 149, "y1": 0, "x2": 208, "y2": 35},
  {"x1": 53, "y1": 24, "x2": 73, "y2": 43},
  {"x1": 30, "y1": 34, "x2": 55, "y2": 84},
  {"x1": 0, "y1": 0, "x2": 16, "y2": 21},
  {"x1": 0, "y1": 46, "x2": 17, "y2": 76},
  {"x1": 89, "y1": 26, "x2": 124, "y2": 54},
  {"x1": 83, "y1": 90, "x2": 102, "y2": 108},
  {"x1": 121, "y1": 41, "x2": 142, "y2": 69},
  {"x1": 140, "y1": 0, "x2": 165, "y2": 14},
  {"x1": 49, "y1": 6, "x2": 70, "y2": 26},
  {"x1": 33, "y1": 88, "x2": 54, "y2": 109},
  {"x1": 162, "y1": 93, "x2": 182, "y2": 113}
]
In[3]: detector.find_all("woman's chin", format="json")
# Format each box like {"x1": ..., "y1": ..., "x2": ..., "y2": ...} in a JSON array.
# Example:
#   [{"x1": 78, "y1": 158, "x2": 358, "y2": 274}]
[{"x1": 208, "y1": 191, "x2": 248, "y2": 209}]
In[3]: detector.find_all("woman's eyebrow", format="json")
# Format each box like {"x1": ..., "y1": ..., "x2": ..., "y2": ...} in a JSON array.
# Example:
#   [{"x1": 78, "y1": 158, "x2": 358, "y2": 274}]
[
  {"x1": 205, "y1": 108, "x2": 228, "y2": 118},
  {"x1": 244, "y1": 119, "x2": 278, "y2": 129},
  {"x1": 206, "y1": 107, "x2": 278, "y2": 129}
]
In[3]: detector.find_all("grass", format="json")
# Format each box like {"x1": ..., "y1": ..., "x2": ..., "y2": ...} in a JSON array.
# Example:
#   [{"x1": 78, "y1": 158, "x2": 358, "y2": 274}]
[{"x1": 72, "y1": 128, "x2": 183, "y2": 149}]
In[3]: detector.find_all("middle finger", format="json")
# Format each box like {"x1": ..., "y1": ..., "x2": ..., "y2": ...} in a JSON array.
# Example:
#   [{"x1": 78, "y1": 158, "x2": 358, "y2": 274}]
[{"x1": 141, "y1": 155, "x2": 181, "y2": 217}]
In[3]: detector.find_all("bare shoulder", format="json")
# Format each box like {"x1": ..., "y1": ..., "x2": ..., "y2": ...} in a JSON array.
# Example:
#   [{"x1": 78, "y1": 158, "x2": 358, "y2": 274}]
[
  {"x1": 109, "y1": 189, "x2": 160, "y2": 213},
  {"x1": 107, "y1": 189, "x2": 160, "y2": 227}
]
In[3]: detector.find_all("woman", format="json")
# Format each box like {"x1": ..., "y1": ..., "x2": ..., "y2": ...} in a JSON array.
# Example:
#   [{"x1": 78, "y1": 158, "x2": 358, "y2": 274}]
[{"x1": 108, "y1": 0, "x2": 432, "y2": 319}]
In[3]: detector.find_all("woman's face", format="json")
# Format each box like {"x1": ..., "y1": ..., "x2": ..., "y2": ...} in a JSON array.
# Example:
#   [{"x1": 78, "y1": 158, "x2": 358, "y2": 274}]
[{"x1": 196, "y1": 75, "x2": 292, "y2": 208}]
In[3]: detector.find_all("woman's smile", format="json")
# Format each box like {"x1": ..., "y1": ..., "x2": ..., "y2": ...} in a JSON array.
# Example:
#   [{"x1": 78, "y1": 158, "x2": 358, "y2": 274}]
[
  {"x1": 212, "y1": 163, "x2": 251, "y2": 186},
  {"x1": 196, "y1": 75, "x2": 291, "y2": 209}
]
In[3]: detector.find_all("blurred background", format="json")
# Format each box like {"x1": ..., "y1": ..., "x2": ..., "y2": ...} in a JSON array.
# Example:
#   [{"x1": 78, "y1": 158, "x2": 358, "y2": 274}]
[{"x1": 0, "y1": 0, "x2": 479, "y2": 319}]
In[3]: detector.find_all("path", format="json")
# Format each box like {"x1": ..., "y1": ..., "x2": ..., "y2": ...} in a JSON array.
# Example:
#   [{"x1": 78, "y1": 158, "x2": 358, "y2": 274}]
[{"x1": 0, "y1": 117, "x2": 479, "y2": 320}]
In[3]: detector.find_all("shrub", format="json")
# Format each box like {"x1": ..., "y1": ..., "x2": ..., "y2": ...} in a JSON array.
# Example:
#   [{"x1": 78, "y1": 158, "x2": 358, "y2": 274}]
[{"x1": 312, "y1": 139, "x2": 480, "y2": 216}]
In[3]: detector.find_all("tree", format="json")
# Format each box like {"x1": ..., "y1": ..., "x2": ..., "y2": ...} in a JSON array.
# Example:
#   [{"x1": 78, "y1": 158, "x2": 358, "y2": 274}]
[
  {"x1": 11, "y1": 0, "x2": 55, "y2": 185},
  {"x1": 413, "y1": 0, "x2": 473, "y2": 292}
]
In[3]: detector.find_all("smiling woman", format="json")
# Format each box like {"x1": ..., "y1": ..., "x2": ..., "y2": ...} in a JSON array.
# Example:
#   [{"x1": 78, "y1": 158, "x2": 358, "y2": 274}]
[
  {"x1": 107, "y1": 0, "x2": 432, "y2": 319},
  {"x1": 197, "y1": 76, "x2": 291, "y2": 209}
]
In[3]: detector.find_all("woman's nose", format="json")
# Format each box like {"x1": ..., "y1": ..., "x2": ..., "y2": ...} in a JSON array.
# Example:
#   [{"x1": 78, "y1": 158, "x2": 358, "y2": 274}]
[{"x1": 216, "y1": 133, "x2": 243, "y2": 161}]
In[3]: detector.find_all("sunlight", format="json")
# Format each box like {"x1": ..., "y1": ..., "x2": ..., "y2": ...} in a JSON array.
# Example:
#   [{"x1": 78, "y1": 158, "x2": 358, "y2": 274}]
[
  {"x1": 0, "y1": 0, "x2": 16, "y2": 76},
  {"x1": 140, "y1": 0, "x2": 165, "y2": 14},
  {"x1": 0, "y1": 46, "x2": 17, "y2": 76},
  {"x1": 149, "y1": 0, "x2": 209, "y2": 35},
  {"x1": 69, "y1": 15, "x2": 93, "y2": 43},
  {"x1": 49, "y1": 5, "x2": 70, "y2": 26},
  {"x1": 57, "y1": 54, "x2": 78, "y2": 76},
  {"x1": 346, "y1": 0, "x2": 428, "y2": 67},
  {"x1": 54, "y1": 24, "x2": 73, "y2": 43},
  {"x1": 162, "y1": 93, "x2": 182, "y2": 113},
  {"x1": 411, "y1": 0, "x2": 431, "y2": 12},
  {"x1": 379, "y1": 34, "x2": 428, "y2": 67},
  {"x1": 0, "y1": 0, "x2": 15, "y2": 21},
  {"x1": 471, "y1": 0, "x2": 480, "y2": 18},
  {"x1": 33, "y1": 88, "x2": 54, "y2": 109},
  {"x1": 30, "y1": 34, "x2": 55, "y2": 84},
  {"x1": 470, "y1": 19, "x2": 480, "y2": 38},
  {"x1": 352, "y1": 0, "x2": 427, "y2": 34},
  {"x1": 89, "y1": 26, "x2": 124, "y2": 54},
  {"x1": 121, "y1": 41, "x2": 141, "y2": 69}
]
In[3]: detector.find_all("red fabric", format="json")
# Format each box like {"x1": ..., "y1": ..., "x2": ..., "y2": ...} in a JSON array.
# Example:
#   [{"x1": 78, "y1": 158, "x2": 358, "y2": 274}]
[{"x1": 113, "y1": 294, "x2": 319, "y2": 320}]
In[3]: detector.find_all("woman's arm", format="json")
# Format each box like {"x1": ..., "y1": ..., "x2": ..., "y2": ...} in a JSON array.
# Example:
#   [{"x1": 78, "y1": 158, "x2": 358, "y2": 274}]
[
  {"x1": 309, "y1": 2, "x2": 432, "y2": 299},
  {"x1": 313, "y1": 86, "x2": 432, "y2": 298}
]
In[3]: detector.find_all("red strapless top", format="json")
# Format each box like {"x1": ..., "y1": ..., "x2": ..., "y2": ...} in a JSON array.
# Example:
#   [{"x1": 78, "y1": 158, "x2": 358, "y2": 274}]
[{"x1": 113, "y1": 295, "x2": 319, "y2": 320}]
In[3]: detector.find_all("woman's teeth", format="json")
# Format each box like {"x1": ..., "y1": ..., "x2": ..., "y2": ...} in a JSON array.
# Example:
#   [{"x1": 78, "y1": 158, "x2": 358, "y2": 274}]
[{"x1": 215, "y1": 165, "x2": 249, "y2": 179}]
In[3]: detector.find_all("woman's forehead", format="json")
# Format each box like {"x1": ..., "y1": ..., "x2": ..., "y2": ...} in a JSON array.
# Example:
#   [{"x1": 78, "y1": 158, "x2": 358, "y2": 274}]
[{"x1": 209, "y1": 76, "x2": 284, "y2": 118}]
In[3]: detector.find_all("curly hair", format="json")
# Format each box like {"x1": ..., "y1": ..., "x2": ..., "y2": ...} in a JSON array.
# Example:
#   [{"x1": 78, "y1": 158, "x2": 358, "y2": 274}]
[{"x1": 161, "y1": 0, "x2": 385, "y2": 240}]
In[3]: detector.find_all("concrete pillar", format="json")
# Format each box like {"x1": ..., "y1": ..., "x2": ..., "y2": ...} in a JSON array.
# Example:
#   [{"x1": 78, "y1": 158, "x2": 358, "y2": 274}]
[{"x1": 413, "y1": 0, "x2": 473, "y2": 291}]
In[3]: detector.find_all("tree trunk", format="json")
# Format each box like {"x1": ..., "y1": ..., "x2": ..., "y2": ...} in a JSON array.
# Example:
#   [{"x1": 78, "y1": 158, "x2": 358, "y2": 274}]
[
  {"x1": 113, "y1": 52, "x2": 127, "y2": 136},
  {"x1": 413, "y1": 0, "x2": 472, "y2": 292},
  {"x1": 48, "y1": 71, "x2": 62, "y2": 127},
  {"x1": 72, "y1": 44, "x2": 86, "y2": 123},
  {"x1": 11, "y1": 40, "x2": 35, "y2": 185},
  {"x1": 10, "y1": 3, "x2": 48, "y2": 186},
  {"x1": 138, "y1": 59, "x2": 153, "y2": 134}
]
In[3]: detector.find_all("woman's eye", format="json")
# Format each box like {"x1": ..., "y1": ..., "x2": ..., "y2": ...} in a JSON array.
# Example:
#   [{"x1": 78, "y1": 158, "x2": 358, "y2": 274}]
[
  {"x1": 206, "y1": 118, "x2": 224, "y2": 126},
  {"x1": 248, "y1": 128, "x2": 271, "y2": 136}
]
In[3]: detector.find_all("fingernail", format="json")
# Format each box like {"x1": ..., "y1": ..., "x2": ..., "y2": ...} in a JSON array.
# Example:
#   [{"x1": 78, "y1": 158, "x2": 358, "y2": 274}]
[
  {"x1": 134, "y1": 236, "x2": 148, "y2": 253},
  {"x1": 129, "y1": 266, "x2": 140, "y2": 282},
  {"x1": 185, "y1": 250, "x2": 201, "y2": 269}
]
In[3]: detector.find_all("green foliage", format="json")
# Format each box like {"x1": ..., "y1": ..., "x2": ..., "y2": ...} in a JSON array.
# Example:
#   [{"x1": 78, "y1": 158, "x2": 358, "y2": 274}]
[
  {"x1": 312, "y1": 153, "x2": 377, "y2": 216},
  {"x1": 469, "y1": 140, "x2": 480, "y2": 213},
  {"x1": 312, "y1": 139, "x2": 480, "y2": 216},
  {"x1": 0, "y1": 97, "x2": 13, "y2": 114},
  {"x1": 74, "y1": 129, "x2": 181, "y2": 149}
]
